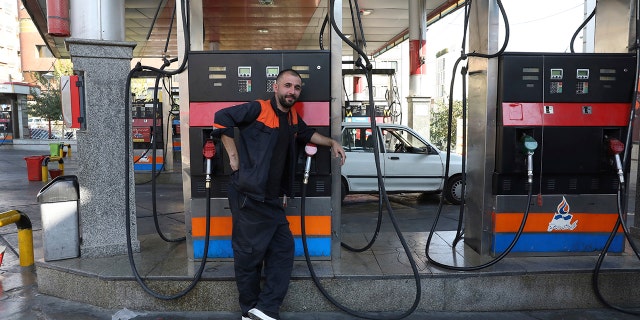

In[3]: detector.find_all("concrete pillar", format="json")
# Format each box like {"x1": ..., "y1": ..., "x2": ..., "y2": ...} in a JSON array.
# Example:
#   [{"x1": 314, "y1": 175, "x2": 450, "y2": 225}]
[
  {"x1": 407, "y1": 0, "x2": 430, "y2": 138},
  {"x1": 16, "y1": 95, "x2": 28, "y2": 139},
  {"x1": 407, "y1": 96, "x2": 432, "y2": 141},
  {"x1": 408, "y1": 0, "x2": 427, "y2": 97},
  {"x1": 67, "y1": 38, "x2": 139, "y2": 257},
  {"x1": 67, "y1": 0, "x2": 138, "y2": 257},
  {"x1": 330, "y1": 0, "x2": 343, "y2": 260}
]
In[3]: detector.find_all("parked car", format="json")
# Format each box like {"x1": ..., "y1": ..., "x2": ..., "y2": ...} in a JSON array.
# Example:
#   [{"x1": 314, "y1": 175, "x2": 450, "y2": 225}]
[
  {"x1": 28, "y1": 117, "x2": 47, "y2": 129},
  {"x1": 340, "y1": 122, "x2": 463, "y2": 204}
]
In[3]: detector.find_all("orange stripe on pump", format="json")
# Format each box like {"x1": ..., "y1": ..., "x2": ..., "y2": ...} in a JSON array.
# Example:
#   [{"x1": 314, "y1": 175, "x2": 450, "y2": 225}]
[
  {"x1": 286, "y1": 216, "x2": 331, "y2": 236},
  {"x1": 493, "y1": 212, "x2": 623, "y2": 233},
  {"x1": 192, "y1": 217, "x2": 233, "y2": 237},
  {"x1": 192, "y1": 216, "x2": 331, "y2": 237}
]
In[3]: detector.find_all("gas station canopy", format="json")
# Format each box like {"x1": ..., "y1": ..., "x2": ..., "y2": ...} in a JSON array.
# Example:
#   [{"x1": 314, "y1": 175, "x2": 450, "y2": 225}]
[{"x1": 22, "y1": 0, "x2": 463, "y2": 59}]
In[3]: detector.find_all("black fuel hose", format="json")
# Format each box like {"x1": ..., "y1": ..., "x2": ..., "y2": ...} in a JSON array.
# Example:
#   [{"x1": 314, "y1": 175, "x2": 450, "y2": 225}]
[
  {"x1": 149, "y1": 57, "x2": 185, "y2": 242},
  {"x1": 295, "y1": 1, "x2": 421, "y2": 318},
  {"x1": 591, "y1": 14, "x2": 640, "y2": 311},
  {"x1": 124, "y1": 62, "x2": 214, "y2": 300},
  {"x1": 591, "y1": 184, "x2": 640, "y2": 316},
  {"x1": 424, "y1": 0, "x2": 531, "y2": 272},
  {"x1": 301, "y1": 176, "x2": 417, "y2": 319},
  {"x1": 123, "y1": 0, "x2": 215, "y2": 300}
]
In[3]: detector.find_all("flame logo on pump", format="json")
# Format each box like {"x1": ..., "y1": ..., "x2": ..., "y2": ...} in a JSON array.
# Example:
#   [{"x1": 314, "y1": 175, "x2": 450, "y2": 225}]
[{"x1": 547, "y1": 196, "x2": 578, "y2": 232}]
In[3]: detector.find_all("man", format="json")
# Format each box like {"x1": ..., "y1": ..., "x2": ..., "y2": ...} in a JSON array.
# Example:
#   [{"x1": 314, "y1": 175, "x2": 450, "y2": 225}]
[{"x1": 213, "y1": 69, "x2": 346, "y2": 320}]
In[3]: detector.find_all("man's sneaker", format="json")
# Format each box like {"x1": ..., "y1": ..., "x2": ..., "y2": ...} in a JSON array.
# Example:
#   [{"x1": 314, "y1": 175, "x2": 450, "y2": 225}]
[
  {"x1": 248, "y1": 308, "x2": 276, "y2": 320},
  {"x1": 242, "y1": 316, "x2": 251, "y2": 320}
]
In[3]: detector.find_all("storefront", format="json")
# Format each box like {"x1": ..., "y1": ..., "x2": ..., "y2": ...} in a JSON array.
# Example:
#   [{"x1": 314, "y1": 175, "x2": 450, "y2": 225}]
[{"x1": 0, "y1": 82, "x2": 36, "y2": 143}]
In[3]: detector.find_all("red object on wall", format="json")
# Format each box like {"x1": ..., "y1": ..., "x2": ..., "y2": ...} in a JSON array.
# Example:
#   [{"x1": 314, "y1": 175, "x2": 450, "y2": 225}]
[
  {"x1": 61, "y1": 75, "x2": 81, "y2": 128},
  {"x1": 353, "y1": 76, "x2": 364, "y2": 94},
  {"x1": 409, "y1": 39, "x2": 426, "y2": 76},
  {"x1": 47, "y1": 0, "x2": 70, "y2": 37}
]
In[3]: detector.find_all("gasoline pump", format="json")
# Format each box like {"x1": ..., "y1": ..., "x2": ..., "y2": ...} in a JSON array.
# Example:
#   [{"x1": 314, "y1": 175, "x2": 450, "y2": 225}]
[
  {"x1": 186, "y1": 50, "x2": 333, "y2": 260},
  {"x1": 484, "y1": 52, "x2": 636, "y2": 255},
  {"x1": 421, "y1": 1, "x2": 640, "y2": 315}
]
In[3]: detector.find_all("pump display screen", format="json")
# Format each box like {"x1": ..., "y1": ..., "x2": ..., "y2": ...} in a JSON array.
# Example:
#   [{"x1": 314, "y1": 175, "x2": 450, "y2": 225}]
[
  {"x1": 550, "y1": 69, "x2": 563, "y2": 79},
  {"x1": 266, "y1": 66, "x2": 279, "y2": 78},
  {"x1": 238, "y1": 66, "x2": 251, "y2": 77},
  {"x1": 576, "y1": 69, "x2": 589, "y2": 79}
]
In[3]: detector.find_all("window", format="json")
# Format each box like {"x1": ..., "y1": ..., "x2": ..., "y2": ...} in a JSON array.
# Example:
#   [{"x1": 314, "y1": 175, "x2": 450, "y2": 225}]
[
  {"x1": 342, "y1": 127, "x2": 374, "y2": 153},
  {"x1": 36, "y1": 45, "x2": 54, "y2": 58},
  {"x1": 383, "y1": 128, "x2": 428, "y2": 153}
]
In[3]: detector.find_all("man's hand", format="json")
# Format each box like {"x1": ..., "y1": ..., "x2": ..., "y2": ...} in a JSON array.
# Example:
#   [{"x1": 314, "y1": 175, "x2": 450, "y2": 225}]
[
  {"x1": 331, "y1": 140, "x2": 346, "y2": 166},
  {"x1": 221, "y1": 135, "x2": 239, "y2": 171}
]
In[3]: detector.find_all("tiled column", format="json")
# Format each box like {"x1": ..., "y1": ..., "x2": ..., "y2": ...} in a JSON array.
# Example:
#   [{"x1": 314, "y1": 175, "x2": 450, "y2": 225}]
[{"x1": 67, "y1": 38, "x2": 140, "y2": 257}]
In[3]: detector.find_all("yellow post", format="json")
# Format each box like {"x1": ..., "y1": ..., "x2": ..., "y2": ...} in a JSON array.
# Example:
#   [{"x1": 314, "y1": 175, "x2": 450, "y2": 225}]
[
  {"x1": 41, "y1": 156, "x2": 49, "y2": 182},
  {"x1": 58, "y1": 158, "x2": 65, "y2": 175},
  {"x1": 0, "y1": 210, "x2": 34, "y2": 267},
  {"x1": 17, "y1": 228, "x2": 34, "y2": 266}
]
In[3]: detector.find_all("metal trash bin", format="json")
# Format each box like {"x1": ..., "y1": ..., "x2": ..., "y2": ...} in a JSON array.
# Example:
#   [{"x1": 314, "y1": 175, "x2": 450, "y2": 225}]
[{"x1": 37, "y1": 175, "x2": 80, "y2": 261}]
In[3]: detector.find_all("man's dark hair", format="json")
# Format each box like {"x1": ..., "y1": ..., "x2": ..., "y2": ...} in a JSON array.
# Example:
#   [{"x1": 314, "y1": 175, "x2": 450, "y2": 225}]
[{"x1": 276, "y1": 69, "x2": 301, "y2": 81}]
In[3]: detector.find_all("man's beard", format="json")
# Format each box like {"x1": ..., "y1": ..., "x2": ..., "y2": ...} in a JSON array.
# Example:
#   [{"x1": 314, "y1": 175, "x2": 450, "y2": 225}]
[{"x1": 278, "y1": 94, "x2": 298, "y2": 109}]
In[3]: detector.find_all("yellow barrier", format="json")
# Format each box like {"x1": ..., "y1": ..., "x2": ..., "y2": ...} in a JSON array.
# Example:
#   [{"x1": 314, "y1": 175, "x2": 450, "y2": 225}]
[
  {"x1": 41, "y1": 156, "x2": 65, "y2": 182},
  {"x1": 62, "y1": 143, "x2": 72, "y2": 158},
  {"x1": 0, "y1": 210, "x2": 34, "y2": 267}
]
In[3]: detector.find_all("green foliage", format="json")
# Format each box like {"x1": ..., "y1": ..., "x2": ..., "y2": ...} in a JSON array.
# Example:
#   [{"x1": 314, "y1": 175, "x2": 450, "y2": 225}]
[
  {"x1": 53, "y1": 59, "x2": 73, "y2": 78},
  {"x1": 429, "y1": 99, "x2": 463, "y2": 151},
  {"x1": 27, "y1": 60, "x2": 73, "y2": 134},
  {"x1": 131, "y1": 78, "x2": 152, "y2": 101},
  {"x1": 28, "y1": 84, "x2": 61, "y2": 122}
]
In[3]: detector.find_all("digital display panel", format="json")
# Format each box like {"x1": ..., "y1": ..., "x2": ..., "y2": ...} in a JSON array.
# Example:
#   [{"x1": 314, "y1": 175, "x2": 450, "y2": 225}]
[
  {"x1": 576, "y1": 69, "x2": 589, "y2": 79},
  {"x1": 266, "y1": 66, "x2": 279, "y2": 78},
  {"x1": 238, "y1": 66, "x2": 251, "y2": 77}
]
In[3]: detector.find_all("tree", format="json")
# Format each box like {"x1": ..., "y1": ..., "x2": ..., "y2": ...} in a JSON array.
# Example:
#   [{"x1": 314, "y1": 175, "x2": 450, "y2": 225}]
[
  {"x1": 28, "y1": 78, "x2": 61, "y2": 138},
  {"x1": 429, "y1": 99, "x2": 463, "y2": 152},
  {"x1": 27, "y1": 60, "x2": 72, "y2": 138}
]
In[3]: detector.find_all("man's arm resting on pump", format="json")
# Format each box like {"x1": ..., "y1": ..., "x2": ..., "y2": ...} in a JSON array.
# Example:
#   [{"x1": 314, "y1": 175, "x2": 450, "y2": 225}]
[
  {"x1": 310, "y1": 132, "x2": 346, "y2": 165},
  {"x1": 221, "y1": 135, "x2": 239, "y2": 171}
]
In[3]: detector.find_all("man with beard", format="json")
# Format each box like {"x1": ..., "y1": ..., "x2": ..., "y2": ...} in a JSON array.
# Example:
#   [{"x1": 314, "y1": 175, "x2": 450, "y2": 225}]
[{"x1": 213, "y1": 69, "x2": 346, "y2": 320}]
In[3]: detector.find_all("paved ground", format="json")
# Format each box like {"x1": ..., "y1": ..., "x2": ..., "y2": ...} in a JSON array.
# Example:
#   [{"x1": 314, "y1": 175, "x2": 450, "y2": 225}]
[{"x1": 1, "y1": 145, "x2": 640, "y2": 319}]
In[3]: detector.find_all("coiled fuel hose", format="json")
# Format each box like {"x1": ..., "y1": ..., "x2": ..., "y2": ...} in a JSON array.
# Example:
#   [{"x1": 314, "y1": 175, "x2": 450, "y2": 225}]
[
  {"x1": 295, "y1": 3, "x2": 421, "y2": 319},
  {"x1": 123, "y1": 0, "x2": 216, "y2": 300}
]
